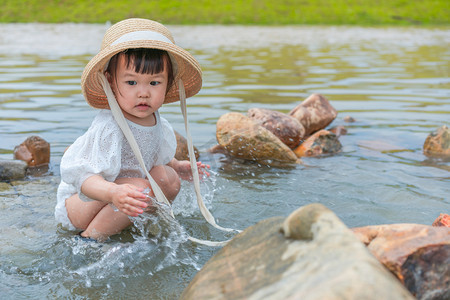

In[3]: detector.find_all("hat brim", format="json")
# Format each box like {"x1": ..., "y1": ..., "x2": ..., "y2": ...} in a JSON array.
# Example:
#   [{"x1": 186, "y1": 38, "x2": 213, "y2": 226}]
[{"x1": 81, "y1": 40, "x2": 202, "y2": 109}]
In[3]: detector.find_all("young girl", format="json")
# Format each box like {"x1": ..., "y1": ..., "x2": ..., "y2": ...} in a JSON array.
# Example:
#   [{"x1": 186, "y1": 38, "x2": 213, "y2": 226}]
[{"x1": 55, "y1": 18, "x2": 209, "y2": 241}]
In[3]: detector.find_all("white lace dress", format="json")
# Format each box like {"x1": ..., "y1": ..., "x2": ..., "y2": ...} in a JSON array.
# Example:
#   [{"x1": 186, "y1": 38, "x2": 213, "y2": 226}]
[{"x1": 55, "y1": 109, "x2": 177, "y2": 230}]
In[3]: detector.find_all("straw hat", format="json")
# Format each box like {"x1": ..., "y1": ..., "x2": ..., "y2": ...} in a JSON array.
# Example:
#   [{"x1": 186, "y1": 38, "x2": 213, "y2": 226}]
[{"x1": 81, "y1": 18, "x2": 202, "y2": 109}]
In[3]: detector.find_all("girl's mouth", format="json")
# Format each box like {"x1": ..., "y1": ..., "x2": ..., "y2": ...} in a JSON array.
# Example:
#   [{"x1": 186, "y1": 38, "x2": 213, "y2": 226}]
[{"x1": 136, "y1": 103, "x2": 150, "y2": 110}]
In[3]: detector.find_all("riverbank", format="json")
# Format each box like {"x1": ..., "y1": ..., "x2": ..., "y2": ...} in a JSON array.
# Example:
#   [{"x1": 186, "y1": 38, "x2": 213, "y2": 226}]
[{"x1": 1, "y1": 0, "x2": 449, "y2": 25}]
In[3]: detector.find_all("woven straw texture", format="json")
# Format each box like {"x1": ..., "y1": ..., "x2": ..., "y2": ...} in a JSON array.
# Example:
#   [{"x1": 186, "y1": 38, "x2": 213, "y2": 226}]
[{"x1": 81, "y1": 18, "x2": 202, "y2": 109}]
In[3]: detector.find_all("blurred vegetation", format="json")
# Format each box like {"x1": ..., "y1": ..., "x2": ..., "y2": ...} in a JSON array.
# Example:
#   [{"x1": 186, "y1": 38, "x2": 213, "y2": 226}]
[{"x1": 1, "y1": 0, "x2": 449, "y2": 25}]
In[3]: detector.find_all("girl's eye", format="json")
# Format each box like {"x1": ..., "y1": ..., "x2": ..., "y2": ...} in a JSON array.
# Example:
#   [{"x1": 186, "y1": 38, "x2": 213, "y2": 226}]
[
  {"x1": 150, "y1": 81, "x2": 160, "y2": 86},
  {"x1": 126, "y1": 81, "x2": 137, "y2": 85}
]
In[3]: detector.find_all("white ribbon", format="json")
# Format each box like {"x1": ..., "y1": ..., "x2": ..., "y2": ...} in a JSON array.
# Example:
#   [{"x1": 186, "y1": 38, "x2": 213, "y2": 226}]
[{"x1": 111, "y1": 31, "x2": 173, "y2": 46}]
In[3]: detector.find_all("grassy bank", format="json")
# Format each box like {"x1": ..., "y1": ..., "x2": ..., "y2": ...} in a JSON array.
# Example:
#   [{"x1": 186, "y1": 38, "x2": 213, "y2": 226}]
[{"x1": 1, "y1": 0, "x2": 449, "y2": 25}]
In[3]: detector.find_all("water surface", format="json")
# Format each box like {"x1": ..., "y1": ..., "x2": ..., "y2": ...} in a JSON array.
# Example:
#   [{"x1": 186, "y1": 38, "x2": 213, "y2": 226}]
[{"x1": 0, "y1": 24, "x2": 449, "y2": 299}]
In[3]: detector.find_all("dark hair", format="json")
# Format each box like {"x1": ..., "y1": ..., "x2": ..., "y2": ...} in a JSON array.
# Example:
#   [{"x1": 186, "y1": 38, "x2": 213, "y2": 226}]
[{"x1": 106, "y1": 48, "x2": 174, "y2": 93}]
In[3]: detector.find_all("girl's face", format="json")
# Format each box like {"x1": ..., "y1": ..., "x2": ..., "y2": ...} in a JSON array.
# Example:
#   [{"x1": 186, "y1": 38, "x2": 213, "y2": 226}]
[{"x1": 109, "y1": 54, "x2": 169, "y2": 126}]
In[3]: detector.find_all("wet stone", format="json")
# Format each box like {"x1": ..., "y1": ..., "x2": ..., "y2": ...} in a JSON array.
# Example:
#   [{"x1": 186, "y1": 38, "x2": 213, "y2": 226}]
[
  {"x1": 174, "y1": 130, "x2": 200, "y2": 161},
  {"x1": 293, "y1": 129, "x2": 342, "y2": 157},
  {"x1": 289, "y1": 93, "x2": 338, "y2": 136},
  {"x1": 181, "y1": 204, "x2": 414, "y2": 300},
  {"x1": 0, "y1": 181, "x2": 12, "y2": 191},
  {"x1": 0, "y1": 159, "x2": 27, "y2": 181},
  {"x1": 432, "y1": 214, "x2": 450, "y2": 227},
  {"x1": 14, "y1": 135, "x2": 50, "y2": 167},
  {"x1": 423, "y1": 125, "x2": 450, "y2": 158},
  {"x1": 216, "y1": 112, "x2": 299, "y2": 165},
  {"x1": 353, "y1": 224, "x2": 450, "y2": 300},
  {"x1": 247, "y1": 107, "x2": 305, "y2": 149}
]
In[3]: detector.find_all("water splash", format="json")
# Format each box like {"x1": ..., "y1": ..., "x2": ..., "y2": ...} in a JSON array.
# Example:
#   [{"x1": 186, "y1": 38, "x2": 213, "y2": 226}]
[{"x1": 173, "y1": 170, "x2": 218, "y2": 217}]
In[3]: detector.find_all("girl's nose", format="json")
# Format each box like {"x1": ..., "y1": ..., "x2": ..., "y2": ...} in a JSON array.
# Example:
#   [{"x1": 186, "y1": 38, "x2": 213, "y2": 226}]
[{"x1": 138, "y1": 85, "x2": 150, "y2": 98}]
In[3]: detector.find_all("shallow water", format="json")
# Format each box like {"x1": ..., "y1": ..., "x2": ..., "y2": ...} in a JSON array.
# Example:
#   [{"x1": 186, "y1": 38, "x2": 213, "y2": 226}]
[{"x1": 0, "y1": 24, "x2": 449, "y2": 299}]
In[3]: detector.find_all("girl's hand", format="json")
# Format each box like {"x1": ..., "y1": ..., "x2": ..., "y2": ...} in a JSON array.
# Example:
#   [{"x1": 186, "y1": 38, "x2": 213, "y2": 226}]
[
  {"x1": 172, "y1": 159, "x2": 210, "y2": 181},
  {"x1": 109, "y1": 183, "x2": 148, "y2": 217}
]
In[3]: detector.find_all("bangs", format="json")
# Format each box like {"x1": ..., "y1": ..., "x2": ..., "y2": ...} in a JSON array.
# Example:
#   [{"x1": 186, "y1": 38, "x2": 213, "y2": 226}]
[
  {"x1": 107, "y1": 48, "x2": 175, "y2": 92},
  {"x1": 123, "y1": 48, "x2": 168, "y2": 74}
]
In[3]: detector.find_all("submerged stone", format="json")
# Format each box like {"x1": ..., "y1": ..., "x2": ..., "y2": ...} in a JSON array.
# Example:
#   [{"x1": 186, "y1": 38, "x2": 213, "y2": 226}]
[
  {"x1": 293, "y1": 129, "x2": 342, "y2": 157},
  {"x1": 423, "y1": 125, "x2": 450, "y2": 158},
  {"x1": 329, "y1": 125, "x2": 348, "y2": 137},
  {"x1": 0, "y1": 159, "x2": 27, "y2": 181},
  {"x1": 181, "y1": 203, "x2": 413, "y2": 300}
]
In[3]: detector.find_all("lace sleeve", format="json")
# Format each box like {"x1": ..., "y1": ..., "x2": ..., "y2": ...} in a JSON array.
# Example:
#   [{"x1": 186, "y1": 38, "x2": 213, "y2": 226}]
[
  {"x1": 60, "y1": 113, "x2": 122, "y2": 200},
  {"x1": 155, "y1": 116, "x2": 177, "y2": 165}
]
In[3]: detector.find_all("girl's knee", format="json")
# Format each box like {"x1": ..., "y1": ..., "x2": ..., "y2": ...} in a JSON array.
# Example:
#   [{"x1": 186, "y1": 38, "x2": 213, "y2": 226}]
[
  {"x1": 150, "y1": 165, "x2": 180, "y2": 201},
  {"x1": 115, "y1": 177, "x2": 151, "y2": 189}
]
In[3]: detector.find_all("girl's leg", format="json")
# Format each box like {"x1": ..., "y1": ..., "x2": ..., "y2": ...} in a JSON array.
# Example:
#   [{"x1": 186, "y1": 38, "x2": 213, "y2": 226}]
[{"x1": 66, "y1": 165, "x2": 181, "y2": 240}]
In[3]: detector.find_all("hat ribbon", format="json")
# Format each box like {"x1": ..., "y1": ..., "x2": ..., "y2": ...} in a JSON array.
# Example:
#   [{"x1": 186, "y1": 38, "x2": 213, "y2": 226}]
[
  {"x1": 111, "y1": 30, "x2": 173, "y2": 46},
  {"x1": 99, "y1": 73, "x2": 239, "y2": 247},
  {"x1": 178, "y1": 78, "x2": 242, "y2": 234}
]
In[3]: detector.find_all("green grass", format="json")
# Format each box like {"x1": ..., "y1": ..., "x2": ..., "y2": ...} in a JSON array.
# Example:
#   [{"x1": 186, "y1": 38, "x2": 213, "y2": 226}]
[{"x1": 1, "y1": 0, "x2": 449, "y2": 25}]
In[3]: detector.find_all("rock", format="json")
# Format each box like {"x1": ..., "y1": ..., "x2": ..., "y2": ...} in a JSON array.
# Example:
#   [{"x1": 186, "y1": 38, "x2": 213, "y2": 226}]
[
  {"x1": 293, "y1": 129, "x2": 342, "y2": 157},
  {"x1": 247, "y1": 108, "x2": 305, "y2": 149},
  {"x1": 432, "y1": 214, "x2": 450, "y2": 227},
  {"x1": 353, "y1": 224, "x2": 450, "y2": 300},
  {"x1": 289, "y1": 93, "x2": 338, "y2": 136},
  {"x1": 329, "y1": 125, "x2": 347, "y2": 137},
  {"x1": 216, "y1": 112, "x2": 299, "y2": 165},
  {"x1": 13, "y1": 136, "x2": 50, "y2": 167},
  {"x1": 174, "y1": 130, "x2": 200, "y2": 161},
  {"x1": 181, "y1": 204, "x2": 414, "y2": 300},
  {"x1": 207, "y1": 144, "x2": 227, "y2": 154},
  {"x1": 0, "y1": 159, "x2": 28, "y2": 181},
  {"x1": 344, "y1": 115, "x2": 356, "y2": 122},
  {"x1": 423, "y1": 125, "x2": 450, "y2": 158}
]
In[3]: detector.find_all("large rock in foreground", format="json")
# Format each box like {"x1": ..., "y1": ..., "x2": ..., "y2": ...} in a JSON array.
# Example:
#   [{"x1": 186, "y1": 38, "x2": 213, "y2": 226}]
[
  {"x1": 353, "y1": 224, "x2": 450, "y2": 300},
  {"x1": 423, "y1": 125, "x2": 450, "y2": 158},
  {"x1": 289, "y1": 93, "x2": 338, "y2": 136},
  {"x1": 216, "y1": 112, "x2": 299, "y2": 165},
  {"x1": 181, "y1": 204, "x2": 413, "y2": 300}
]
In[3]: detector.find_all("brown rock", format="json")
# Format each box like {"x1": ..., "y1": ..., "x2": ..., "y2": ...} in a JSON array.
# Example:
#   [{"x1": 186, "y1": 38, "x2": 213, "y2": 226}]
[
  {"x1": 174, "y1": 130, "x2": 199, "y2": 161},
  {"x1": 423, "y1": 125, "x2": 450, "y2": 158},
  {"x1": 344, "y1": 115, "x2": 356, "y2": 122},
  {"x1": 247, "y1": 108, "x2": 305, "y2": 149},
  {"x1": 216, "y1": 112, "x2": 299, "y2": 165},
  {"x1": 207, "y1": 144, "x2": 227, "y2": 154},
  {"x1": 13, "y1": 136, "x2": 50, "y2": 167},
  {"x1": 353, "y1": 224, "x2": 450, "y2": 300},
  {"x1": 289, "y1": 93, "x2": 338, "y2": 136},
  {"x1": 432, "y1": 214, "x2": 450, "y2": 227},
  {"x1": 293, "y1": 129, "x2": 342, "y2": 157},
  {"x1": 181, "y1": 204, "x2": 414, "y2": 300},
  {"x1": 329, "y1": 125, "x2": 347, "y2": 137}
]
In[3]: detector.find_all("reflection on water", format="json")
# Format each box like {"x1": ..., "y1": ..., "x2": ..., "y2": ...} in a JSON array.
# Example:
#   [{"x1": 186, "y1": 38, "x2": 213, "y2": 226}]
[{"x1": 0, "y1": 25, "x2": 449, "y2": 299}]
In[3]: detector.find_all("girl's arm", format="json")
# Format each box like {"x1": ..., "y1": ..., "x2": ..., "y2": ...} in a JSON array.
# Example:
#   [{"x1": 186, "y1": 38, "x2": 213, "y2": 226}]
[
  {"x1": 81, "y1": 175, "x2": 148, "y2": 217},
  {"x1": 168, "y1": 158, "x2": 210, "y2": 181}
]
